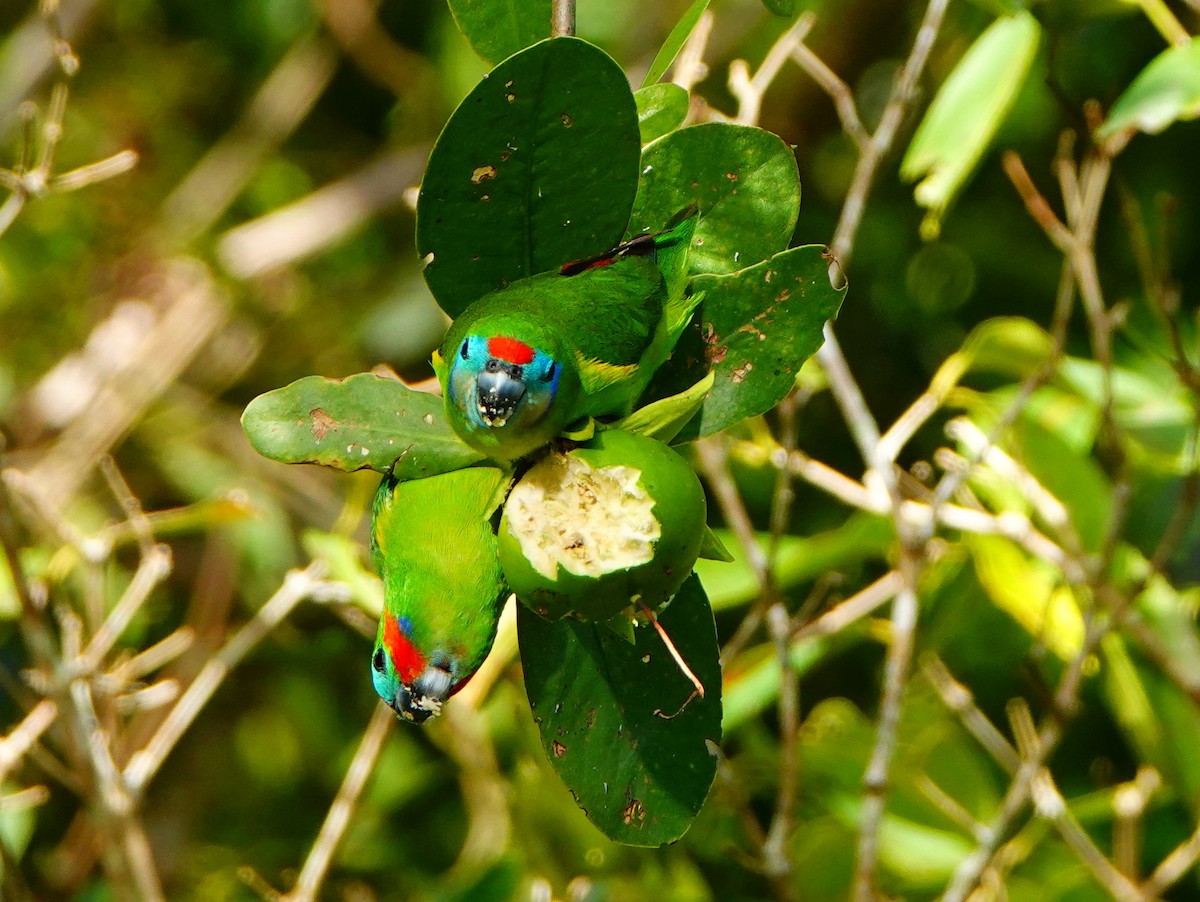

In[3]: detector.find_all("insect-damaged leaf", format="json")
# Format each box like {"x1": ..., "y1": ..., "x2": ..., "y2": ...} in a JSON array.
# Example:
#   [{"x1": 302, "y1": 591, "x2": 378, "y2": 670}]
[
  {"x1": 417, "y1": 38, "x2": 640, "y2": 319},
  {"x1": 650, "y1": 245, "x2": 845, "y2": 440},
  {"x1": 518, "y1": 575, "x2": 721, "y2": 846},
  {"x1": 241, "y1": 373, "x2": 484, "y2": 477},
  {"x1": 629, "y1": 122, "x2": 800, "y2": 277}
]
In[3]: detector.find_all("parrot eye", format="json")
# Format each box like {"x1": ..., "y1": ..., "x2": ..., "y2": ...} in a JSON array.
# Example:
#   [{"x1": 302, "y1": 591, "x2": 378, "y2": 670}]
[
  {"x1": 372, "y1": 648, "x2": 387, "y2": 674},
  {"x1": 459, "y1": 340, "x2": 469, "y2": 360},
  {"x1": 541, "y1": 362, "x2": 557, "y2": 383}
]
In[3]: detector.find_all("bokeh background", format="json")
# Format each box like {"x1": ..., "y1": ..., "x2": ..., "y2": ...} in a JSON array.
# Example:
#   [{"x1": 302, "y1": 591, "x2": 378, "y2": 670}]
[{"x1": 1, "y1": 0, "x2": 1198, "y2": 899}]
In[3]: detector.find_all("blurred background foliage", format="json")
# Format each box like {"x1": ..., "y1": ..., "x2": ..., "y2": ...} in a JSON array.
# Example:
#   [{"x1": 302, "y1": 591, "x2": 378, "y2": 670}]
[{"x1": 1, "y1": 0, "x2": 1199, "y2": 900}]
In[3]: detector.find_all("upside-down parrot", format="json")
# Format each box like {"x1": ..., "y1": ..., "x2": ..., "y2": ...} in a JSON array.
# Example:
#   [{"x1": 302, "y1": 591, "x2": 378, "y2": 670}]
[
  {"x1": 433, "y1": 207, "x2": 701, "y2": 462},
  {"x1": 369, "y1": 464, "x2": 511, "y2": 723}
]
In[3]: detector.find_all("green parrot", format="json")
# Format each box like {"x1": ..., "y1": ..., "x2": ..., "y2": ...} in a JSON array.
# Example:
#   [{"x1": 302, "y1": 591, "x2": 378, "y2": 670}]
[
  {"x1": 433, "y1": 207, "x2": 701, "y2": 461},
  {"x1": 369, "y1": 464, "x2": 511, "y2": 723}
]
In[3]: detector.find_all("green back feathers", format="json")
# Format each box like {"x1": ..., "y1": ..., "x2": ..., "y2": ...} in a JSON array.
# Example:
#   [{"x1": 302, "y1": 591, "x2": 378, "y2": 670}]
[
  {"x1": 439, "y1": 255, "x2": 665, "y2": 369},
  {"x1": 371, "y1": 466, "x2": 511, "y2": 662}
]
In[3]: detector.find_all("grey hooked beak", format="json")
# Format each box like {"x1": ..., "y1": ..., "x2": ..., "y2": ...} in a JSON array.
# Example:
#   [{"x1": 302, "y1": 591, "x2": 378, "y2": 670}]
[
  {"x1": 393, "y1": 665, "x2": 455, "y2": 724},
  {"x1": 476, "y1": 364, "x2": 526, "y2": 427}
]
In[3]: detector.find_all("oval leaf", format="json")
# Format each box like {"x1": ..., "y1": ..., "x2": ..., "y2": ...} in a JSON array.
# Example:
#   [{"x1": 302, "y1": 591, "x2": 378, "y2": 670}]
[
  {"x1": 650, "y1": 245, "x2": 845, "y2": 440},
  {"x1": 761, "y1": 0, "x2": 796, "y2": 14},
  {"x1": 242, "y1": 373, "x2": 483, "y2": 477},
  {"x1": 635, "y1": 83, "x2": 690, "y2": 145},
  {"x1": 518, "y1": 574, "x2": 721, "y2": 846},
  {"x1": 447, "y1": 0, "x2": 553, "y2": 66},
  {"x1": 1098, "y1": 41, "x2": 1200, "y2": 140},
  {"x1": 629, "y1": 123, "x2": 801, "y2": 276},
  {"x1": 417, "y1": 38, "x2": 641, "y2": 318}
]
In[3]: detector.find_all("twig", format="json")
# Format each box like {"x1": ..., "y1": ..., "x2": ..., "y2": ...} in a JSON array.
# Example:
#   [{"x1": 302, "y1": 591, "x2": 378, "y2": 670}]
[
  {"x1": 123, "y1": 562, "x2": 340, "y2": 796},
  {"x1": 551, "y1": 0, "x2": 575, "y2": 38},
  {"x1": 729, "y1": 13, "x2": 815, "y2": 126},
  {"x1": 790, "y1": 40, "x2": 868, "y2": 150},
  {"x1": 0, "y1": 700, "x2": 58, "y2": 783},
  {"x1": 639, "y1": 600, "x2": 704, "y2": 700},
  {"x1": 282, "y1": 704, "x2": 392, "y2": 902},
  {"x1": 851, "y1": 582, "x2": 919, "y2": 902}
]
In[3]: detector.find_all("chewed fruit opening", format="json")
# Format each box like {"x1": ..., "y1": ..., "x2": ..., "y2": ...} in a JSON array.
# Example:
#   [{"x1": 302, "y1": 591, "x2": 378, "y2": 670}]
[{"x1": 506, "y1": 452, "x2": 660, "y2": 580}]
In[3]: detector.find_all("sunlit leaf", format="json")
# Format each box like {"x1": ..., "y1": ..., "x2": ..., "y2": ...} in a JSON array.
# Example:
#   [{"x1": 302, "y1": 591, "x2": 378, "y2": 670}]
[
  {"x1": 518, "y1": 575, "x2": 721, "y2": 846},
  {"x1": 901, "y1": 11, "x2": 1041, "y2": 239},
  {"x1": 629, "y1": 123, "x2": 801, "y2": 276},
  {"x1": 242, "y1": 373, "x2": 484, "y2": 476},
  {"x1": 446, "y1": 0, "x2": 553, "y2": 66},
  {"x1": 965, "y1": 534, "x2": 1084, "y2": 659},
  {"x1": 418, "y1": 38, "x2": 640, "y2": 318},
  {"x1": 615, "y1": 372, "x2": 713, "y2": 443},
  {"x1": 1098, "y1": 41, "x2": 1200, "y2": 140},
  {"x1": 649, "y1": 245, "x2": 844, "y2": 440},
  {"x1": 635, "y1": 83, "x2": 689, "y2": 145}
]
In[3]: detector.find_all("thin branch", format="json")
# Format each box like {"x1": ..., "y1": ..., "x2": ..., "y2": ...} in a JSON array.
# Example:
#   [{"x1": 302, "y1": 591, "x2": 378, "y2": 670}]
[
  {"x1": 123, "y1": 562, "x2": 342, "y2": 797},
  {"x1": 551, "y1": 0, "x2": 575, "y2": 37},
  {"x1": 851, "y1": 582, "x2": 920, "y2": 902},
  {"x1": 282, "y1": 705, "x2": 392, "y2": 902}
]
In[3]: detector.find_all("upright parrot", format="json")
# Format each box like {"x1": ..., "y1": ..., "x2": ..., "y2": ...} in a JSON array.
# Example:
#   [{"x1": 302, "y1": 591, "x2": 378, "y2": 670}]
[
  {"x1": 369, "y1": 464, "x2": 511, "y2": 723},
  {"x1": 433, "y1": 207, "x2": 701, "y2": 462}
]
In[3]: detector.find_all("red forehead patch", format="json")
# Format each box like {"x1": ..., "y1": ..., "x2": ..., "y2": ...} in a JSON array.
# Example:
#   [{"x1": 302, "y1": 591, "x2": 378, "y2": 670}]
[
  {"x1": 487, "y1": 336, "x2": 535, "y2": 365},
  {"x1": 384, "y1": 614, "x2": 425, "y2": 684}
]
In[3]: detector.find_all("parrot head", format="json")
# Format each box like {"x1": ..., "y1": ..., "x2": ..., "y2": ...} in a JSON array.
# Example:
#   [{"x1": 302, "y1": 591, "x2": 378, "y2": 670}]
[
  {"x1": 447, "y1": 334, "x2": 563, "y2": 432},
  {"x1": 371, "y1": 611, "x2": 464, "y2": 724}
]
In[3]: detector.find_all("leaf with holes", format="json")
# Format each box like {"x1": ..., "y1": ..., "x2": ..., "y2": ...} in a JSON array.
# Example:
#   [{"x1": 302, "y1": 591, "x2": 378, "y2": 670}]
[
  {"x1": 417, "y1": 37, "x2": 641, "y2": 318},
  {"x1": 447, "y1": 0, "x2": 553, "y2": 66},
  {"x1": 647, "y1": 245, "x2": 844, "y2": 440},
  {"x1": 628, "y1": 122, "x2": 800, "y2": 276},
  {"x1": 242, "y1": 374, "x2": 484, "y2": 477},
  {"x1": 518, "y1": 574, "x2": 721, "y2": 846}
]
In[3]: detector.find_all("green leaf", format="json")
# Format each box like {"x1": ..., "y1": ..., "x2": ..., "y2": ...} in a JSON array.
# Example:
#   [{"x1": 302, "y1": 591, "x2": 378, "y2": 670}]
[
  {"x1": 446, "y1": 0, "x2": 553, "y2": 66},
  {"x1": 653, "y1": 245, "x2": 845, "y2": 440},
  {"x1": 417, "y1": 38, "x2": 641, "y2": 318},
  {"x1": 900, "y1": 11, "x2": 1041, "y2": 239},
  {"x1": 695, "y1": 514, "x2": 893, "y2": 610},
  {"x1": 635, "y1": 83, "x2": 690, "y2": 145},
  {"x1": 698, "y1": 525, "x2": 734, "y2": 562},
  {"x1": 761, "y1": 0, "x2": 796, "y2": 14},
  {"x1": 640, "y1": 0, "x2": 710, "y2": 88},
  {"x1": 964, "y1": 534, "x2": 1084, "y2": 660},
  {"x1": 629, "y1": 123, "x2": 801, "y2": 276},
  {"x1": 1099, "y1": 41, "x2": 1200, "y2": 140},
  {"x1": 614, "y1": 372, "x2": 713, "y2": 443},
  {"x1": 241, "y1": 374, "x2": 484, "y2": 477},
  {"x1": 518, "y1": 574, "x2": 721, "y2": 846}
]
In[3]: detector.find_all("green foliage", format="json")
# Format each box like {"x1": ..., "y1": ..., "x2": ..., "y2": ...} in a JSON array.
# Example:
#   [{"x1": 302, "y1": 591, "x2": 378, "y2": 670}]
[
  {"x1": 445, "y1": 0, "x2": 553, "y2": 66},
  {"x1": 640, "y1": 0, "x2": 711, "y2": 88},
  {"x1": 634, "y1": 83, "x2": 690, "y2": 145},
  {"x1": 630, "y1": 123, "x2": 802, "y2": 275},
  {"x1": 416, "y1": 37, "x2": 641, "y2": 318},
  {"x1": 241, "y1": 373, "x2": 483, "y2": 476},
  {"x1": 665, "y1": 246, "x2": 846, "y2": 439},
  {"x1": 1098, "y1": 40, "x2": 1200, "y2": 138},
  {"x1": 901, "y1": 11, "x2": 1041, "y2": 238},
  {"x1": 6, "y1": 0, "x2": 1200, "y2": 899},
  {"x1": 518, "y1": 575, "x2": 721, "y2": 846}
]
